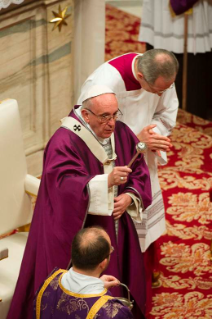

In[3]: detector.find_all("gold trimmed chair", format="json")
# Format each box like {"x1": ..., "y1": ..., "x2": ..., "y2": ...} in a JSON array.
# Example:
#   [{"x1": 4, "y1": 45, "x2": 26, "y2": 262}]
[{"x1": 0, "y1": 99, "x2": 40, "y2": 318}]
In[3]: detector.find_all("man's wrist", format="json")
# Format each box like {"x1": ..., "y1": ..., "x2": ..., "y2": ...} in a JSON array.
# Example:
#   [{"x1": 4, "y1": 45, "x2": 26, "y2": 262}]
[{"x1": 124, "y1": 193, "x2": 133, "y2": 206}]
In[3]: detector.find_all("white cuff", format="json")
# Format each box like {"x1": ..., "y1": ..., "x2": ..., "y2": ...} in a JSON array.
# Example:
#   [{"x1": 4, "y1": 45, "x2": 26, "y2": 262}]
[
  {"x1": 126, "y1": 192, "x2": 142, "y2": 223},
  {"x1": 88, "y1": 174, "x2": 114, "y2": 216}
]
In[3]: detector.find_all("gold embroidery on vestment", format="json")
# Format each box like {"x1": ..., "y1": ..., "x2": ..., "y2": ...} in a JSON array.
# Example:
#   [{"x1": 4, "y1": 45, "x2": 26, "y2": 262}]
[
  {"x1": 86, "y1": 295, "x2": 114, "y2": 319},
  {"x1": 102, "y1": 300, "x2": 123, "y2": 318},
  {"x1": 36, "y1": 269, "x2": 66, "y2": 319},
  {"x1": 57, "y1": 294, "x2": 90, "y2": 315}
]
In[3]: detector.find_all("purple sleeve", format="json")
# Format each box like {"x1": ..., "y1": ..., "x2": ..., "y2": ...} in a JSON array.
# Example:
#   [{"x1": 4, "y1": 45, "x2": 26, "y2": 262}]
[
  {"x1": 115, "y1": 307, "x2": 135, "y2": 319},
  {"x1": 44, "y1": 133, "x2": 93, "y2": 230},
  {"x1": 124, "y1": 153, "x2": 152, "y2": 209},
  {"x1": 99, "y1": 299, "x2": 135, "y2": 319},
  {"x1": 37, "y1": 128, "x2": 100, "y2": 263},
  {"x1": 170, "y1": 0, "x2": 199, "y2": 15}
]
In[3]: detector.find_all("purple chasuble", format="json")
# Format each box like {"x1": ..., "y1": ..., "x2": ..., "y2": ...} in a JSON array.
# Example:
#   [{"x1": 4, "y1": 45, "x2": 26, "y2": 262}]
[
  {"x1": 7, "y1": 107, "x2": 151, "y2": 319},
  {"x1": 33, "y1": 268, "x2": 135, "y2": 319},
  {"x1": 108, "y1": 53, "x2": 141, "y2": 91}
]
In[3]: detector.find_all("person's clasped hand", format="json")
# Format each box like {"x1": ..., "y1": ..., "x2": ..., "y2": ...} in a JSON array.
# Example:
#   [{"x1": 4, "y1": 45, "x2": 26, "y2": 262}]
[
  {"x1": 137, "y1": 124, "x2": 172, "y2": 153},
  {"x1": 113, "y1": 194, "x2": 132, "y2": 220}
]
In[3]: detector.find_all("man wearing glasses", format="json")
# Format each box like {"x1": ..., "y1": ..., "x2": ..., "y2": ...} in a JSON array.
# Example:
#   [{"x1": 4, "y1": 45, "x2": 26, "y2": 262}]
[
  {"x1": 8, "y1": 86, "x2": 151, "y2": 319},
  {"x1": 77, "y1": 49, "x2": 179, "y2": 314}
]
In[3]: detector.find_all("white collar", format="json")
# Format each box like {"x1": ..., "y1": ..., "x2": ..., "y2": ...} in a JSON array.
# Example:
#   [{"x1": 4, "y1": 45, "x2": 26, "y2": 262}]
[{"x1": 61, "y1": 267, "x2": 105, "y2": 294}]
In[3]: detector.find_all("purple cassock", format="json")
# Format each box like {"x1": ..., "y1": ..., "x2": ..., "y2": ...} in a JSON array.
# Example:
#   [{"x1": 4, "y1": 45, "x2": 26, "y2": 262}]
[
  {"x1": 7, "y1": 107, "x2": 152, "y2": 319},
  {"x1": 33, "y1": 268, "x2": 135, "y2": 319}
]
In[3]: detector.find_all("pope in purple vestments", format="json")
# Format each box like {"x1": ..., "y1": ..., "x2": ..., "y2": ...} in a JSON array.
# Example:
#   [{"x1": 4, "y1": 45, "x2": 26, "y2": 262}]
[{"x1": 7, "y1": 86, "x2": 152, "y2": 319}]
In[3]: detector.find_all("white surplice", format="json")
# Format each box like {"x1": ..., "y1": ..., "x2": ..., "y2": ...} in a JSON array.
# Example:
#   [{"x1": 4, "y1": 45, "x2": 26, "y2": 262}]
[{"x1": 139, "y1": 0, "x2": 212, "y2": 54}]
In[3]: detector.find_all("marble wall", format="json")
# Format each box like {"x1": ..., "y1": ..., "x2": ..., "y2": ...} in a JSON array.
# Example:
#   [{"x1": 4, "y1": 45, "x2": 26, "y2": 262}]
[
  {"x1": 73, "y1": 0, "x2": 105, "y2": 103},
  {"x1": 0, "y1": 0, "x2": 106, "y2": 176},
  {"x1": 0, "y1": 0, "x2": 74, "y2": 175}
]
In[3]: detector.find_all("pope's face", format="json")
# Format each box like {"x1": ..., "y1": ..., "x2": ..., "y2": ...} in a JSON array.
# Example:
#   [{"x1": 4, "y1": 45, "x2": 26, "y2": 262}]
[{"x1": 82, "y1": 94, "x2": 118, "y2": 139}]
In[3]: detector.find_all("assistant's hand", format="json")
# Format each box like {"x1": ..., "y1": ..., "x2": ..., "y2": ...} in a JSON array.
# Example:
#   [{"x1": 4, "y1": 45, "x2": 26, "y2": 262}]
[
  {"x1": 137, "y1": 124, "x2": 172, "y2": 152},
  {"x1": 113, "y1": 193, "x2": 132, "y2": 220},
  {"x1": 100, "y1": 275, "x2": 120, "y2": 289},
  {"x1": 108, "y1": 166, "x2": 132, "y2": 188}
]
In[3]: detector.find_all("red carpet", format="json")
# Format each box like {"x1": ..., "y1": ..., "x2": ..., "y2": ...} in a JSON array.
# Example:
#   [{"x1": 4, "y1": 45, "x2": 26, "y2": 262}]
[
  {"x1": 152, "y1": 121, "x2": 212, "y2": 318},
  {"x1": 106, "y1": 4, "x2": 212, "y2": 318},
  {"x1": 105, "y1": 4, "x2": 145, "y2": 61}
]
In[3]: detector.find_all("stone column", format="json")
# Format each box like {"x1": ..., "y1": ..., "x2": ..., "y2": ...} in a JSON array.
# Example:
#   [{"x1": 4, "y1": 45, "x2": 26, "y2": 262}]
[{"x1": 73, "y1": 0, "x2": 105, "y2": 103}]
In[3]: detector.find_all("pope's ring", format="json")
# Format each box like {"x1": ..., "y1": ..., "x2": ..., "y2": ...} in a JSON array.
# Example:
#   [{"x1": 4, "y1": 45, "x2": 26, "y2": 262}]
[{"x1": 120, "y1": 177, "x2": 124, "y2": 181}]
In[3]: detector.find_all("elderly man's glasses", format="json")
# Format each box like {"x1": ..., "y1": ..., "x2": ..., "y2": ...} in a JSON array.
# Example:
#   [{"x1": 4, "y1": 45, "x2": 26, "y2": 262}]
[
  {"x1": 85, "y1": 108, "x2": 123, "y2": 123},
  {"x1": 143, "y1": 76, "x2": 175, "y2": 94},
  {"x1": 154, "y1": 83, "x2": 175, "y2": 94}
]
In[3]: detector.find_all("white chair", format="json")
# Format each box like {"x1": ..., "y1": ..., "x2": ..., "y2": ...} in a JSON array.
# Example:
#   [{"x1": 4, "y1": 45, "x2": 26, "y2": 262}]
[{"x1": 0, "y1": 99, "x2": 40, "y2": 318}]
